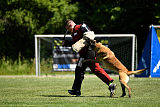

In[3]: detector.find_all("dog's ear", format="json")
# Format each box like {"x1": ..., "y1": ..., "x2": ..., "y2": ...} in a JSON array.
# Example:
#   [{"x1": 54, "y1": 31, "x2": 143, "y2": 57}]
[{"x1": 90, "y1": 39, "x2": 96, "y2": 45}]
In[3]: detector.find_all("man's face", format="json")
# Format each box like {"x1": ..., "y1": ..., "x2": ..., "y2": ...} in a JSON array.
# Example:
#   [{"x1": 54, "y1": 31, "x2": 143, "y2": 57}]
[{"x1": 65, "y1": 21, "x2": 74, "y2": 32}]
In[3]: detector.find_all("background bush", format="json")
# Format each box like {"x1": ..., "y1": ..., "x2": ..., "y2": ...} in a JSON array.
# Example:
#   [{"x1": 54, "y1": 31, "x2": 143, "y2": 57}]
[{"x1": 0, "y1": 0, "x2": 160, "y2": 74}]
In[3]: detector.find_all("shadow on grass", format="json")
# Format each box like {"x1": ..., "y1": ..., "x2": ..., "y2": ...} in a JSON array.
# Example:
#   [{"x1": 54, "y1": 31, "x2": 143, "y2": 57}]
[{"x1": 41, "y1": 95, "x2": 118, "y2": 98}]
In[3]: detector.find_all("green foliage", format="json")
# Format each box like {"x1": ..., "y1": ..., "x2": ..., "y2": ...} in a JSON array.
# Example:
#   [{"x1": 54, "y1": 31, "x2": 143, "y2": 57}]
[
  {"x1": 74, "y1": 0, "x2": 160, "y2": 34},
  {"x1": 0, "y1": 0, "x2": 160, "y2": 73},
  {"x1": 0, "y1": 56, "x2": 35, "y2": 75},
  {"x1": 154, "y1": 1, "x2": 160, "y2": 24},
  {"x1": 0, "y1": 0, "x2": 78, "y2": 60},
  {"x1": 3, "y1": 0, "x2": 78, "y2": 34},
  {"x1": 72, "y1": 0, "x2": 160, "y2": 59},
  {"x1": 72, "y1": 0, "x2": 124, "y2": 33}
]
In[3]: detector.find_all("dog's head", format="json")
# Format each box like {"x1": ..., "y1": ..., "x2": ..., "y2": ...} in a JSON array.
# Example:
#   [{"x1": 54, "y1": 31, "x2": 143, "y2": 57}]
[
  {"x1": 85, "y1": 36, "x2": 96, "y2": 46},
  {"x1": 84, "y1": 37, "x2": 102, "y2": 51}
]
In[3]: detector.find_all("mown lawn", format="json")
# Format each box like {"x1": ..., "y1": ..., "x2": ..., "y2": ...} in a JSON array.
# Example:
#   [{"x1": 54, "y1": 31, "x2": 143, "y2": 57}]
[{"x1": 0, "y1": 75, "x2": 160, "y2": 107}]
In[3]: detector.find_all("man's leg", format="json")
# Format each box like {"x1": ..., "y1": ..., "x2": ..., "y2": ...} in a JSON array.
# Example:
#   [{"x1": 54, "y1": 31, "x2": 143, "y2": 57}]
[
  {"x1": 68, "y1": 58, "x2": 87, "y2": 96},
  {"x1": 89, "y1": 62, "x2": 113, "y2": 85},
  {"x1": 72, "y1": 66, "x2": 85, "y2": 91},
  {"x1": 88, "y1": 61, "x2": 116, "y2": 97}
]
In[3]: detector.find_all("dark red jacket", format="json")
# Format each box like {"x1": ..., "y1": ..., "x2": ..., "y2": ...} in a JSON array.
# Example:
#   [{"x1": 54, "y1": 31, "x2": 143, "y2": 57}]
[{"x1": 71, "y1": 24, "x2": 88, "y2": 56}]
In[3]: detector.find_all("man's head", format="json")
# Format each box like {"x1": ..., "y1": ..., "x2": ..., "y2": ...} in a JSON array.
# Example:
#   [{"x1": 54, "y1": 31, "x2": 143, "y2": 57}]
[{"x1": 65, "y1": 19, "x2": 76, "y2": 32}]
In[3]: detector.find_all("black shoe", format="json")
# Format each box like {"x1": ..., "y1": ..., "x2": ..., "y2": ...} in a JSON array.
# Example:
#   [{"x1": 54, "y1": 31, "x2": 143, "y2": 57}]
[
  {"x1": 68, "y1": 90, "x2": 81, "y2": 96},
  {"x1": 109, "y1": 84, "x2": 116, "y2": 97}
]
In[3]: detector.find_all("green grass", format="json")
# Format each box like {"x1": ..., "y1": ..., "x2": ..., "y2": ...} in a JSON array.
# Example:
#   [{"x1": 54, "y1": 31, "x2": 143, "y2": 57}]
[
  {"x1": 0, "y1": 75, "x2": 160, "y2": 107},
  {"x1": 0, "y1": 57, "x2": 35, "y2": 75}
]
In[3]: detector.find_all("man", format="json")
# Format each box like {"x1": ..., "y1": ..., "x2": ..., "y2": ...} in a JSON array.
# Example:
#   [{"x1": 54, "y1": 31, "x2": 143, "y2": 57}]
[{"x1": 63, "y1": 19, "x2": 116, "y2": 97}]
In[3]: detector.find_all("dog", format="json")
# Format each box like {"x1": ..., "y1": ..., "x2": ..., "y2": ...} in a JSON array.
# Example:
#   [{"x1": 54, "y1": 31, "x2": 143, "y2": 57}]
[{"x1": 84, "y1": 39, "x2": 147, "y2": 98}]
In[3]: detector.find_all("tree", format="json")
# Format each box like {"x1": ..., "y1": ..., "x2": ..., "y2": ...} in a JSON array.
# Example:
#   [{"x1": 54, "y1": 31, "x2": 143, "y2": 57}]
[
  {"x1": 72, "y1": 0, "x2": 160, "y2": 60},
  {"x1": 0, "y1": 0, "x2": 78, "y2": 60},
  {"x1": 1, "y1": 0, "x2": 160, "y2": 61}
]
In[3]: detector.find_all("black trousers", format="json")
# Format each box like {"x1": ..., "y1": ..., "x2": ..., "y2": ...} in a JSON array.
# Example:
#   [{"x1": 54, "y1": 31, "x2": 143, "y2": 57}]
[{"x1": 72, "y1": 48, "x2": 95, "y2": 91}]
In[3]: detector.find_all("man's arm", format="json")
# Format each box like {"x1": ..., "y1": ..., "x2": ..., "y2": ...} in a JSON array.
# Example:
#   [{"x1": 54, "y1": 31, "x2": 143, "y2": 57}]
[
  {"x1": 62, "y1": 30, "x2": 74, "y2": 47},
  {"x1": 80, "y1": 23, "x2": 91, "y2": 33},
  {"x1": 62, "y1": 39, "x2": 74, "y2": 47}
]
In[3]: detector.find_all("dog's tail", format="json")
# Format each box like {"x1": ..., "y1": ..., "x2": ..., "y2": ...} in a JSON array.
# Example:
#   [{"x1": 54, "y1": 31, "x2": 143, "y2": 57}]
[{"x1": 127, "y1": 68, "x2": 148, "y2": 75}]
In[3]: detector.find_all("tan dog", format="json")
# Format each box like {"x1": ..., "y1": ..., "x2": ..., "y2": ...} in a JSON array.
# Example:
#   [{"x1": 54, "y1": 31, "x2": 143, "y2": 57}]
[{"x1": 85, "y1": 40, "x2": 147, "y2": 98}]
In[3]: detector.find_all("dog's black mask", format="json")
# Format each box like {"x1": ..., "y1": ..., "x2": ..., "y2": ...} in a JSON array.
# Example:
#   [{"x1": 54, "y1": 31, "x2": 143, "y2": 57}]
[{"x1": 84, "y1": 37, "x2": 96, "y2": 49}]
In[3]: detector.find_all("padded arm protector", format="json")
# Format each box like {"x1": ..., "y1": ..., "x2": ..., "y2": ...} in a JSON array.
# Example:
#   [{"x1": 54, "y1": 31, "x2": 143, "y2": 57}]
[{"x1": 72, "y1": 31, "x2": 95, "y2": 53}]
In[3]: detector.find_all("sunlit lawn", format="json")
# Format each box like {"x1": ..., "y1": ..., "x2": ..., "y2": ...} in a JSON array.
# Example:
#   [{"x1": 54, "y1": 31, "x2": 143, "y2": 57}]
[{"x1": 0, "y1": 75, "x2": 160, "y2": 107}]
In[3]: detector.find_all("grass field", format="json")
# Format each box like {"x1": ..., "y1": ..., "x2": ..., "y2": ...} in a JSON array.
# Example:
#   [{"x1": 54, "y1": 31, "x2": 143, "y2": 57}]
[{"x1": 0, "y1": 75, "x2": 160, "y2": 107}]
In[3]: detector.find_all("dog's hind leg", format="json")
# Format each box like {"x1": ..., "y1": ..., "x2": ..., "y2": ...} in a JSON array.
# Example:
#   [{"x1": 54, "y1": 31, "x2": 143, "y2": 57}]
[
  {"x1": 120, "y1": 80, "x2": 131, "y2": 98},
  {"x1": 120, "y1": 82, "x2": 126, "y2": 97},
  {"x1": 119, "y1": 76, "x2": 126, "y2": 97},
  {"x1": 119, "y1": 72, "x2": 131, "y2": 98}
]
